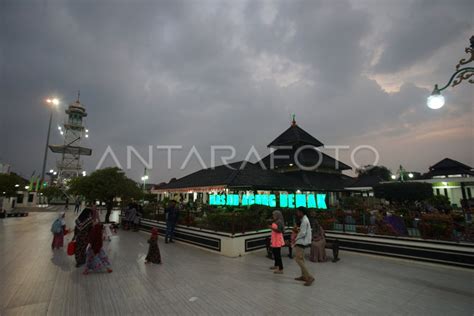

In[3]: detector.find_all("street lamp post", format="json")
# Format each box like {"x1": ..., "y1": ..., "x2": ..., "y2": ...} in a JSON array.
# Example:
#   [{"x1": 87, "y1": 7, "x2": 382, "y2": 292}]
[
  {"x1": 427, "y1": 35, "x2": 474, "y2": 109},
  {"x1": 391, "y1": 165, "x2": 412, "y2": 182},
  {"x1": 40, "y1": 98, "x2": 59, "y2": 187},
  {"x1": 141, "y1": 168, "x2": 149, "y2": 204}
]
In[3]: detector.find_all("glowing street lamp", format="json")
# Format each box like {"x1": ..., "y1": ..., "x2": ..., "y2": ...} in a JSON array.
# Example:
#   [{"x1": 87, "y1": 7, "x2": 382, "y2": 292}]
[
  {"x1": 427, "y1": 87, "x2": 445, "y2": 109},
  {"x1": 427, "y1": 35, "x2": 474, "y2": 109},
  {"x1": 46, "y1": 98, "x2": 59, "y2": 106}
]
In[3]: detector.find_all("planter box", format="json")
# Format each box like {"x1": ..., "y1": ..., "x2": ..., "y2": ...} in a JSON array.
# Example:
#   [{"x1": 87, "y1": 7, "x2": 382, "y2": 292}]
[
  {"x1": 131, "y1": 217, "x2": 474, "y2": 268},
  {"x1": 137, "y1": 217, "x2": 273, "y2": 257},
  {"x1": 326, "y1": 231, "x2": 474, "y2": 269},
  {"x1": 333, "y1": 223, "x2": 356, "y2": 233}
]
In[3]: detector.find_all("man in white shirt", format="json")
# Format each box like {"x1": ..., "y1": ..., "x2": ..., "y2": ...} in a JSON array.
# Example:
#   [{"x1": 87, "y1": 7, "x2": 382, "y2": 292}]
[{"x1": 294, "y1": 207, "x2": 315, "y2": 286}]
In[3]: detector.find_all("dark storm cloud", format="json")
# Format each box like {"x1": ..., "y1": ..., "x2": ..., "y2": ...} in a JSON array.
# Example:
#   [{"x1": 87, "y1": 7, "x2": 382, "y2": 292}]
[
  {"x1": 374, "y1": 0, "x2": 473, "y2": 73},
  {"x1": 0, "y1": 0, "x2": 472, "y2": 182}
]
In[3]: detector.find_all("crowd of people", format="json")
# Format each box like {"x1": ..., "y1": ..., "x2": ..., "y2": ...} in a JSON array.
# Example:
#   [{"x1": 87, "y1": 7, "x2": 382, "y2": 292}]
[
  {"x1": 266, "y1": 206, "x2": 338, "y2": 285},
  {"x1": 52, "y1": 200, "x2": 330, "y2": 286},
  {"x1": 122, "y1": 203, "x2": 142, "y2": 231},
  {"x1": 51, "y1": 204, "x2": 113, "y2": 274}
]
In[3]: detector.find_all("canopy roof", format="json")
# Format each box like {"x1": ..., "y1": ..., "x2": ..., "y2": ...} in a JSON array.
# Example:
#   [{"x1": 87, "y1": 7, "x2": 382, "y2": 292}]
[
  {"x1": 260, "y1": 148, "x2": 351, "y2": 171},
  {"x1": 156, "y1": 161, "x2": 352, "y2": 192},
  {"x1": 423, "y1": 158, "x2": 473, "y2": 178},
  {"x1": 268, "y1": 123, "x2": 324, "y2": 148},
  {"x1": 345, "y1": 174, "x2": 384, "y2": 189},
  {"x1": 429, "y1": 158, "x2": 472, "y2": 171}
]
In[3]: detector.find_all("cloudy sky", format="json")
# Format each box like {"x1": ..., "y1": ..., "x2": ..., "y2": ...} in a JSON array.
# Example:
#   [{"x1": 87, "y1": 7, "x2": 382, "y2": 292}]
[{"x1": 1, "y1": 0, "x2": 473, "y2": 184}]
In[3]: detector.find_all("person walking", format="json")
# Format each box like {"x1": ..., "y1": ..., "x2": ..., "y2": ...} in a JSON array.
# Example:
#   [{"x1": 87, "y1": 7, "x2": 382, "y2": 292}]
[
  {"x1": 65, "y1": 198, "x2": 69, "y2": 210},
  {"x1": 83, "y1": 221, "x2": 112, "y2": 275},
  {"x1": 74, "y1": 199, "x2": 81, "y2": 214},
  {"x1": 165, "y1": 200, "x2": 178, "y2": 243},
  {"x1": 51, "y1": 212, "x2": 66, "y2": 250},
  {"x1": 294, "y1": 207, "x2": 314, "y2": 286},
  {"x1": 73, "y1": 207, "x2": 93, "y2": 268},
  {"x1": 269, "y1": 210, "x2": 285, "y2": 274}
]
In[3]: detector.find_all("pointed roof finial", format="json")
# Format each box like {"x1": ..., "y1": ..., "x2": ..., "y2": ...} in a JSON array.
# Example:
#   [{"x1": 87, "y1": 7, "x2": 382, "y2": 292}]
[
  {"x1": 291, "y1": 113, "x2": 296, "y2": 126},
  {"x1": 77, "y1": 90, "x2": 80, "y2": 102}
]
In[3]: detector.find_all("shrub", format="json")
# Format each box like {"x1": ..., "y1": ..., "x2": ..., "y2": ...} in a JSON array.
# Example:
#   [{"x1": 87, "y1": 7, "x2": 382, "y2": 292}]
[
  {"x1": 375, "y1": 222, "x2": 399, "y2": 236},
  {"x1": 199, "y1": 206, "x2": 273, "y2": 233},
  {"x1": 341, "y1": 196, "x2": 366, "y2": 211},
  {"x1": 142, "y1": 204, "x2": 157, "y2": 220},
  {"x1": 356, "y1": 225, "x2": 369, "y2": 234},
  {"x1": 335, "y1": 209, "x2": 345, "y2": 223},
  {"x1": 353, "y1": 209, "x2": 370, "y2": 225},
  {"x1": 312, "y1": 210, "x2": 336, "y2": 230},
  {"x1": 374, "y1": 182, "x2": 433, "y2": 204},
  {"x1": 419, "y1": 214, "x2": 453, "y2": 240},
  {"x1": 425, "y1": 195, "x2": 452, "y2": 211}
]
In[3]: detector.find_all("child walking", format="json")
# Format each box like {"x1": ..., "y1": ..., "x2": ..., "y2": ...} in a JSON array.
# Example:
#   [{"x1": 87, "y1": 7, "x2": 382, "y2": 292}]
[
  {"x1": 51, "y1": 212, "x2": 66, "y2": 250},
  {"x1": 145, "y1": 228, "x2": 162, "y2": 264}
]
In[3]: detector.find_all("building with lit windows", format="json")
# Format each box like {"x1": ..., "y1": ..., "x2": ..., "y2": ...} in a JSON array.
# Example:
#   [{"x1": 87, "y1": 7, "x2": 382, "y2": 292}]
[{"x1": 153, "y1": 118, "x2": 353, "y2": 208}]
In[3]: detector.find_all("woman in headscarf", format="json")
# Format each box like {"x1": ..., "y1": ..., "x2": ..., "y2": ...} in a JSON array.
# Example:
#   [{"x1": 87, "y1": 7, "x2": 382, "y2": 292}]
[
  {"x1": 51, "y1": 212, "x2": 66, "y2": 249},
  {"x1": 145, "y1": 228, "x2": 162, "y2": 264},
  {"x1": 269, "y1": 210, "x2": 285, "y2": 274},
  {"x1": 73, "y1": 207, "x2": 93, "y2": 267},
  {"x1": 83, "y1": 221, "x2": 112, "y2": 275},
  {"x1": 310, "y1": 220, "x2": 327, "y2": 262}
]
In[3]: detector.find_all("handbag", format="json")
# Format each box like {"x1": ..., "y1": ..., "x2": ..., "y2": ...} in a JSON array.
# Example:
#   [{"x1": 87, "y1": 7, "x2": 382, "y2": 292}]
[{"x1": 67, "y1": 241, "x2": 76, "y2": 256}]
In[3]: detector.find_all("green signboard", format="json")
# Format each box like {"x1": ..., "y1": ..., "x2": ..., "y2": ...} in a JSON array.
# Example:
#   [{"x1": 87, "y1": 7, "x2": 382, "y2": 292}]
[{"x1": 209, "y1": 193, "x2": 327, "y2": 209}]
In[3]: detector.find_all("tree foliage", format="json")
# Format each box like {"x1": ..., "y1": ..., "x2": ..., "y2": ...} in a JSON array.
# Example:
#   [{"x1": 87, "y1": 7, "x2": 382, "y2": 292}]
[
  {"x1": 374, "y1": 182, "x2": 433, "y2": 203},
  {"x1": 341, "y1": 196, "x2": 366, "y2": 210},
  {"x1": 39, "y1": 186, "x2": 64, "y2": 201},
  {"x1": 68, "y1": 167, "x2": 142, "y2": 203},
  {"x1": 0, "y1": 173, "x2": 27, "y2": 197},
  {"x1": 426, "y1": 195, "x2": 452, "y2": 211},
  {"x1": 356, "y1": 165, "x2": 392, "y2": 181}
]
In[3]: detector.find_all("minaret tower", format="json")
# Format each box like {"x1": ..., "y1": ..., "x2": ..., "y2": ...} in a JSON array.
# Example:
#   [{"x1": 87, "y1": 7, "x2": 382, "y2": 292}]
[{"x1": 49, "y1": 92, "x2": 92, "y2": 186}]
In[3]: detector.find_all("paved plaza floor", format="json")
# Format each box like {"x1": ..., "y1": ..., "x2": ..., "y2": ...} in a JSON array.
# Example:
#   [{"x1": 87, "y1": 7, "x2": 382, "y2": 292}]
[{"x1": 0, "y1": 211, "x2": 473, "y2": 315}]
